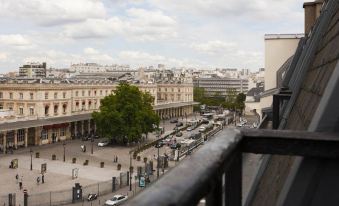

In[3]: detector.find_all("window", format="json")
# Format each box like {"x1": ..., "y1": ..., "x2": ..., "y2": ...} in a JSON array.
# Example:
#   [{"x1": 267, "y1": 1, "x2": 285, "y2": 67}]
[
  {"x1": 100, "y1": 90, "x2": 102, "y2": 95},
  {"x1": 29, "y1": 107, "x2": 34, "y2": 115},
  {"x1": 82, "y1": 90, "x2": 85, "y2": 96},
  {"x1": 9, "y1": 93, "x2": 13, "y2": 99},
  {"x1": 45, "y1": 105, "x2": 49, "y2": 116},
  {"x1": 63, "y1": 92, "x2": 66, "y2": 98},
  {"x1": 30, "y1": 93, "x2": 34, "y2": 100},
  {"x1": 82, "y1": 101, "x2": 86, "y2": 110},
  {"x1": 76, "y1": 91, "x2": 79, "y2": 97},
  {"x1": 88, "y1": 91, "x2": 91, "y2": 96},
  {"x1": 17, "y1": 129, "x2": 25, "y2": 142},
  {"x1": 60, "y1": 127, "x2": 66, "y2": 136},
  {"x1": 54, "y1": 92, "x2": 58, "y2": 99},
  {"x1": 0, "y1": 103, "x2": 3, "y2": 110},
  {"x1": 52, "y1": 128, "x2": 58, "y2": 138},
  {"x1": 94, "y1": 91, "x2": 97, "y2": 96},
  {"x1": 105, "y1": 90, "x2": 108, "y2": 95},
  {"x1": 45, "y1": 92, "x2": 48, "y2": 99},
  {"x1": 19, "y1": 107, "x2": 23, "y2": 115},
  {"x1": 63, "y1": 104, "x2": 67, "y2": 113},
  {"x1": 19, "y1": 93, "x2": 23, "y2": 99},
  {"x1": 41, "y1": 129, "x2": 48, "y2": 140},
  {"x1": 0, "y1": 92, "x2": 2, "y2": 99},
  {"x1": 54, "y1": 105, "x2": 58, "y2": 115}
]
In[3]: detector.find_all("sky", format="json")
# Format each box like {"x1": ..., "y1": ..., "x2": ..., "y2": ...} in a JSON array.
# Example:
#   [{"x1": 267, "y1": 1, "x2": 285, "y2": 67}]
[{"x1": 0, "y1": 0, "x2": 305, "y2": 73}]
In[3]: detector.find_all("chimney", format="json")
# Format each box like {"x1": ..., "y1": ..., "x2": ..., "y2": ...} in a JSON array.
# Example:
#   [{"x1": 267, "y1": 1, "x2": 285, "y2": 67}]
[{"x1": 303, "y1": 0, "x2": 325, "y2": 35}]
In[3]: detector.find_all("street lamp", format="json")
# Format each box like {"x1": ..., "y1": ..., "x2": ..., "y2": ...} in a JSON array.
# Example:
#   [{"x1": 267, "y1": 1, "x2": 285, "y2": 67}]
[
  {"x1": 129, "y1": 153, "x2": 132, "y2": 191},
  {"x1": 91, "y1": 138, "x2": 94, "y2": 154},
  {"x1": 30, "y1": 148, "x2": 33, "y2": 171},
  {"x1": 63, "y1": 142, "x2": 66, "y2": 162},
  {"x1": 156, "y1": 130, "x2": 160, "y2": 179}
]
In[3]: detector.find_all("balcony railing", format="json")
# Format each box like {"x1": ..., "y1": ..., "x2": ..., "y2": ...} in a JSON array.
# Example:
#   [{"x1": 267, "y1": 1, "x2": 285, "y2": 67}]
[{"x1": 126, "y1": 128, "x2": 339, "y2": 206}]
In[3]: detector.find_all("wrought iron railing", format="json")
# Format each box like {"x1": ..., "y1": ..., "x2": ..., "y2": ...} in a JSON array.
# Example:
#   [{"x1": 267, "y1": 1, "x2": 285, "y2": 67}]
[{"x1": 126, "y1": 128, "x2": 339, "y2": 206}]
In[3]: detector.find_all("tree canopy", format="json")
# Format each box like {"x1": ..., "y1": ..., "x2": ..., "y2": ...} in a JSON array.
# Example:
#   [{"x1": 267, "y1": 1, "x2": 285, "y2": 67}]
[{"x1": 92, "y1": 82, "x2": 160, "y2": 144}]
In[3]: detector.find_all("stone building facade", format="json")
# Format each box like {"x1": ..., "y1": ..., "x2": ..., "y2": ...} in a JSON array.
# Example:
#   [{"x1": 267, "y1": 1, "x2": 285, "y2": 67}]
[{"x1": 0, "y1": 78, "x2": 196, "y2": 151}]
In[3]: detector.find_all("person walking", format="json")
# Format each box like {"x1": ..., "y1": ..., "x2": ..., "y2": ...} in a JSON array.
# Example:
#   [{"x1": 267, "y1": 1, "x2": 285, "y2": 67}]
[
  {"x1": 42, "y1": 174, "x2": 45, "y2": 184},
  {"x1": 19, "y1": 180, "x2": 22, "y2": 190},
  {"x1": 15, "y1": 174, "x2": 19, "y2": 184},
  {"x1": 36, "y1": 176, "x2": 40, "y2": 185}
]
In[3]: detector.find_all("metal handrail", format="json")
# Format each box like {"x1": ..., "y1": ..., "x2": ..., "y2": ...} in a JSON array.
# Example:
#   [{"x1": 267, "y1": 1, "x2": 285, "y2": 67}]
[{"x1": 126, "y1": 128, "x2": 339, "y2": 206}]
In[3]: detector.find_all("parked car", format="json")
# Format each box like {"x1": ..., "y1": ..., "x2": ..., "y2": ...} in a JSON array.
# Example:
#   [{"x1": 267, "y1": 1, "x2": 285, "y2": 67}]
[
  {"x1": 87, "y1": 193, "x2": 98, "y2": 201},
  {"x1": 105, "y1": 195, "x2": 128, "y2": 206},
  {"x1": 98, "y1": 139, "x2": 109, "y2": 147},
  {"x1": 176, "y1": 122, "x2": 184, "y2": 127},
  {"x1": 176, "y1": 131, "x2": 183, "y2": 137},
  {"x1": 170, "y1": 143, "x2": 181, "y2": 149},
  {"x1": 198, "y1": 126, "x2": 206, "y2": 132},
  {"x1": 186, "y1": 127, "x2": 193, "y2": 131},
  {"x1": 170, "y1": 119, "x2": 178, "y2": 123},
  {"x1": 162, "y1": 138, "x2": 172, "y2": 146},
  {"x1": 201, "y1": 119, "x2": 209, "y2": 124},
  {"x1": 154, "y1": 141, "x2": 164, "y2": 148}
]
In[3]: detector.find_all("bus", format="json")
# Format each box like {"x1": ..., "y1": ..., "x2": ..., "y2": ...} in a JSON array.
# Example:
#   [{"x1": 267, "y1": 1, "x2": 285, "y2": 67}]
[
  {"x1": 202, "y1": 113, "x2": 214, "y2": 120},
  {"x1": 187, "y1": 119, "x2": 199, "y2": 129}
]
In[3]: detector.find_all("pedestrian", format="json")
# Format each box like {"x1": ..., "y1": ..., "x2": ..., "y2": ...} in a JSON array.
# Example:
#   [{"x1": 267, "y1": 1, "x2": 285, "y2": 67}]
[
  {"x1": 37, "y1": 176, "x2": 40, "y2": 185},
  {"x1": 15, "y1": 174, "x2": 19, "y2": 184},
  {"x1": 19, "y1": 181, "x2": 22, "y2": 190},
  {"x1": 116, "y1": 156, "x2": 118, "y2": 162},
  {"x1": 42, "y1": 174, "x2": 45, "y2": 184}
]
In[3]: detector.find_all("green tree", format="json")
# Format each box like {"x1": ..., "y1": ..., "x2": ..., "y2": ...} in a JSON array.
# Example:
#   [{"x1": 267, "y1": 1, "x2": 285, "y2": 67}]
[
  {"x1": 92, "y1": 82, "x2": 160, "y2": 144},
  {"x1": 235, "y1": 92, "x2": 246, "y2": 113},
  {"x1": 193, "y1": 87, "x2": 205, "y2": 102}
]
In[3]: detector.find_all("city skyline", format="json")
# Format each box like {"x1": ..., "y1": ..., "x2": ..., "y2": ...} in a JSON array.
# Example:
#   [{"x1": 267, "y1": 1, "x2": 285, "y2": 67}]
[{"x1": 0, "y1": 0, "x2": 304, "y2": 73}]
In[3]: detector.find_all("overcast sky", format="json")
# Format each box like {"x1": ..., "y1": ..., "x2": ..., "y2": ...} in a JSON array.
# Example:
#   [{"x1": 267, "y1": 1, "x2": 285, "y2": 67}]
[{"x1": 0, "y1": 0, "x2": 305, "y2": 73}]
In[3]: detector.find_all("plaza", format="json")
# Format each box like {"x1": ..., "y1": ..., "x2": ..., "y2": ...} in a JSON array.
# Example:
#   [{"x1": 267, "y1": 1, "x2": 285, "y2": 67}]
[{"x1": 0, "y1": 118, "x2": 179, "y2": 205}]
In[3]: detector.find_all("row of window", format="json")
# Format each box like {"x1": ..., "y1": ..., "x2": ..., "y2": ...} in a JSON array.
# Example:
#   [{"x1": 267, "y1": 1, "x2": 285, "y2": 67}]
[
  {"x1": 74, "y1": 90, "x2": 112, "y2": 97},
  {"x1": 0, "y1": 92, "x2": 67, "y2": 100},
  {"x1": 158, "y1": 88, "x2": 190, "y2": 92},
  {"x1": 0, "y1": 90, "x2": 111, "y2": 100}
]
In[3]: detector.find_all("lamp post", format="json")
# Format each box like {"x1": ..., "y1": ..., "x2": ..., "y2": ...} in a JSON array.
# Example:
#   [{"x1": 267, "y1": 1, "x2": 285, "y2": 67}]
[
  {"x1": 30, "y1": 148, "x2": 33, "y2": 171},
  {"x1": 63, "y1": 142, "x2": 66, "y2": 162},
  {"x1": 129, "y1": 153, "x2": 132, "y2": 191},
  {"x1": 156, "y1": 130, "x2": 160, "y2": 179},
  {"x1": 91, "y1": 138, "x2": 94, "y2": 154}
]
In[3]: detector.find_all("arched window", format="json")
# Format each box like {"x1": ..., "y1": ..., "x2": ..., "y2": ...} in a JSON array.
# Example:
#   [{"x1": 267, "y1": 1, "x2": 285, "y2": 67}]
[{"x1": 45, "y1": 105, "x2": 49, "y2": 116}]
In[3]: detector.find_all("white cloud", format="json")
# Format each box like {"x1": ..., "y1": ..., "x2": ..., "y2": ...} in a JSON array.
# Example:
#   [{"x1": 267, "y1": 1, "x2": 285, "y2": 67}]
[
  {"x1": 84, "y1": 48, "x2": 100, "y2": 55},
  {"x1": 63, "y1": 17, "x2": 124, "y2": 39},
  {"x1": 0, "y1": 52, "x2": 8, "y2": 61},
  {"x1": 62, "y1": 8, "x2": 177, "y2": 41},
  {"x1": 117, "y1": 50, "x2": 201, "y2": 67},
  {"x1": 0, "y1": 0, "x2": 107, "y2": 26},
  {"x1": 0, "y1": 34, "x2": 31, "y2": 46},
  {"x1": 124, "y1": 8, "x2": 177, "y2": 41},
  {"x1": 83, "y1": 48, "x2": 114, "y2": 63},
  {"x1": 191, "y1": 40, "x2": 237, "y2": 55},
  {"x1": 150, "y1": 0, "x2": 303, "y2": 21}
]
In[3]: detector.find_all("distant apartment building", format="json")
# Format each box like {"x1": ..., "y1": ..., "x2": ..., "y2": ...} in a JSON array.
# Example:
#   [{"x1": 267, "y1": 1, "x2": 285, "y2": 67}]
[
  {"x1": 70, "y1": 63, "x2": 130, "y2": 73},
  {"x1": 19, "y1": 62, "x2": 47, "y2": 78},
  {"x1": 193, "y1": 77, "x2": 248, "y2": 97}
]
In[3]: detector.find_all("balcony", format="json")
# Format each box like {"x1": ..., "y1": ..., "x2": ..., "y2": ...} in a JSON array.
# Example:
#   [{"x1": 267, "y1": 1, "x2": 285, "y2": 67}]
[{"x1": 127, "y1": 128, "x2": 339, "y2": 206}]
